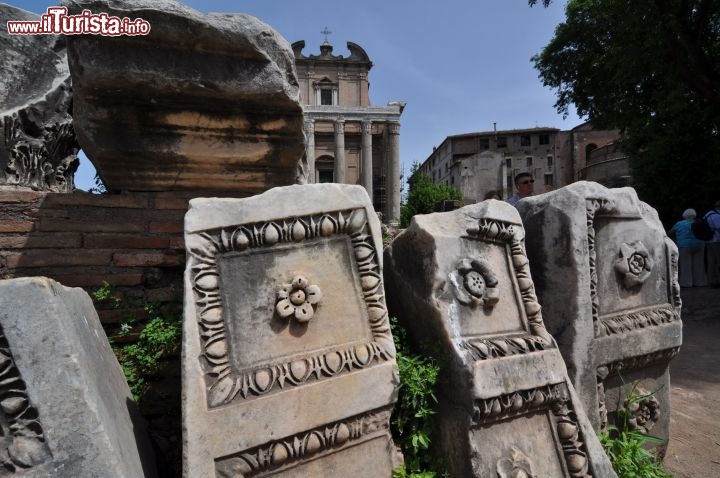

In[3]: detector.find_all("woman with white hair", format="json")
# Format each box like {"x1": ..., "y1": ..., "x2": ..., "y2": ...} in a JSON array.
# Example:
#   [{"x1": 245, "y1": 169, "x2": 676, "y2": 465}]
[{"x1": 668, "y1": 208, "x2": 707, "y2": 287}]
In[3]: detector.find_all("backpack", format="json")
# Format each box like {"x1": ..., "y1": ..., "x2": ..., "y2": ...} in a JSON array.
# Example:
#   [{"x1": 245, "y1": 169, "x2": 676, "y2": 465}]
[{"x1": 691, "y1": 211, "x2": 718, "y2": 241}]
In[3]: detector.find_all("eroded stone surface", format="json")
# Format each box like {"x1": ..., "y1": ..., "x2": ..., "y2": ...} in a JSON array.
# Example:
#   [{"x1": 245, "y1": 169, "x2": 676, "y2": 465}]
[
  {"x1": 63, "y1": 0, "x2": 305, "y2": 193},
  {"x1": 0, "y1": 277, "x2": 156, "y2": 477},
  {"x1": 385, "y1": 199, "x2": 616, "y2": 477},
  {"x1": 0, "y1": 5, "x2": 79, "y2": 192},
  {"x1": 183, "y1": 184, "x2": 401, "y2": 476},
  {"x1": 517, "y1": 181, "x2": 682, "y2": 455}
]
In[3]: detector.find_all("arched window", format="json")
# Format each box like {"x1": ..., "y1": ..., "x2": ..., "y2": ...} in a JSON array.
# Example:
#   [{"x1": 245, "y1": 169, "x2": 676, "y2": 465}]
[{"x1": 585, "y1": 143, "x2": 598, "y2": 158}]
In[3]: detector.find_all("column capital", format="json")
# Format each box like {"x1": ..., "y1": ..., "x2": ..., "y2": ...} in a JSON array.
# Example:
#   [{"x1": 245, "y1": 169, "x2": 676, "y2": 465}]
[
  {"x1": 303, "y1": 119, "x2": 315, "y2": 133},
  {"x1": 334, "y1": 120, "x2": 345, "y2": 134},
  {"x1": 362, "y1": 120, "x2": 372, "y2": 134},
  {"x1": 387, "y1": 121, "x2": 401, "y2": 135}
]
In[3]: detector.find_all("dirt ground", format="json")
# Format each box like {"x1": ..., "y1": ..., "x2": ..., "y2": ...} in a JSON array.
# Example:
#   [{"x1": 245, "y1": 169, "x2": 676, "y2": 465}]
[{"x1": 664, "y1": 286, "x2": 720, "y2": 477}]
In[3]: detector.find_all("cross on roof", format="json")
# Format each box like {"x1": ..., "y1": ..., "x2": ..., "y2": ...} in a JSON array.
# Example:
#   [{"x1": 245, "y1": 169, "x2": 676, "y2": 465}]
[{"x1": 321, "y1": 27, "x2": 332, "y2": 42}]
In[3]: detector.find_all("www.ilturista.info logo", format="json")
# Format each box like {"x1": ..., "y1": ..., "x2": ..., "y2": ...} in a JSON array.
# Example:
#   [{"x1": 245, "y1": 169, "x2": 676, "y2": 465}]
[{"x1": 6, "y1": 7, "x2": 151, "y2": 36}]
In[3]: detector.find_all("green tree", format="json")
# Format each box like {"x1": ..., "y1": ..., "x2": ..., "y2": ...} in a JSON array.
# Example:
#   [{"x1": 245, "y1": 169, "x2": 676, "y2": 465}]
[
  {"x1": 532, "y1": 0, "x2": 720, "y2": 225},
  {"x1": 401, "y1": 163, "x2": 462, "y2": 228}
]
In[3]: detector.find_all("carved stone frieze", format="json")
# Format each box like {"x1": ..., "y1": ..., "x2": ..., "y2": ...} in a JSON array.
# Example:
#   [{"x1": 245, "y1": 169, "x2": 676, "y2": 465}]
[
  {"x1": 0, "y1": 326, "x2": 51, "y2": 472},
  {"x1": 596, "y1": 347, "x2": 680, "y2": 430},
  {"x1": 465, "y1": 218, "x2": 553, "y2": 344},
  {"x1": 474, "y1": 383, "x2": 592, "y2": 478},
  {"x1": 585, "y1": 197, "x2": 614, "y2": 337},
  {"x1": 599, "y1": 304, "x2": 679, "y2": 336},
  {"x1": 459, "y1": 334, "x2": 549, "y2": 361},
  {"x1": 215, "y1": 409, "x2": 390, "y2": 477},
  {"x1": 188, "y1": 208, "x2": 395, "y2": 408}
]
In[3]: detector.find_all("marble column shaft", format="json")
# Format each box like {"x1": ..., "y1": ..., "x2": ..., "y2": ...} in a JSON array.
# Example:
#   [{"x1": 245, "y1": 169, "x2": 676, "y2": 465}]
[
  {"x1": 304, "y1": 119, "x2": 315, "y2": 183},
  {"x1": 387, "y1": 121, "x2": 401, "y2": 225},
  {"x1": 334, "y1": 120, "x2": 346, "y2": 184},
  {"x1": 361, "y1": 120, "x2": 373, "y2": 201}
]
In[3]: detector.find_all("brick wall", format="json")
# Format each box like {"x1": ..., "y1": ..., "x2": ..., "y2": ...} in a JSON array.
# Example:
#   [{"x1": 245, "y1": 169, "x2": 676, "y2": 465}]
[{"x1": 0, "y1": 188, "x2": 195, "y2": 477}]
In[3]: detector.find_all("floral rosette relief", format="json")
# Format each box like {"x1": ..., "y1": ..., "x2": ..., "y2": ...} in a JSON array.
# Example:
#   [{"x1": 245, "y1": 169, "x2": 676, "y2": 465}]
[
  {"x1": 276, "y1": 276, "x2": 322, "y2": 323},
  {"x1": 452, "y1": 258, "x2": 500, "y2": 309},
  {"x1": 614, "y1": 241, "x2": 654, "y2": 288}
]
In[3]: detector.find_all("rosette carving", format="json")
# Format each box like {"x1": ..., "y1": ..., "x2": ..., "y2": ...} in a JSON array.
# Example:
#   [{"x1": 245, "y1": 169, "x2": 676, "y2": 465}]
[
  {"x1": 276, "y1": 276, "x2": 322, "y2": 323},
  {"x1": 452, "y1": 258, "x2": 499, "y2": 308},
  {"x1": 614, "y1": 241, "x2": 654, "y2": 288}
]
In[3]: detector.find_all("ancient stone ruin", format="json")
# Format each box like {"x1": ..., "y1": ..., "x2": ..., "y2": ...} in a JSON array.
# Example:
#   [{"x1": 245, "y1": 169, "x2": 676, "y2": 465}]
[
  {"x1": 0, "y1": 277, "x2": 156, "y2": 477},
  {"x1": 183, "y1": 184, "x2": 401, "y2": 476},
  {"x1": 517, "y1": 182, "x2": 682, "y2": 454},
  {"x1": 63, "y1": 0, "x2": 306, "y2": 193},
  {"x1": 0, "y1": 5, "x2": 79, "y2": 193},
  {"x1": 385, "y1": 200, "x2": 616, "y2": 477}
]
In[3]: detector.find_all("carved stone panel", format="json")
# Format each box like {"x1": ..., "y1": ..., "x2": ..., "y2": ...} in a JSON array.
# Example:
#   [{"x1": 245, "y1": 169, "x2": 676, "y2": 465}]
[
  {"x1": 0, "y1": 277, "x2": 156, "y2": 477},
  {"x1": 385, "y1": 200, "x2": 616, "y2": 477},
  {"x1": 518, "y1": 181, "x2": 682, "y2": 454},
  {"x1": 183, "y1": 184, "x2": 400, "y2": 476}
]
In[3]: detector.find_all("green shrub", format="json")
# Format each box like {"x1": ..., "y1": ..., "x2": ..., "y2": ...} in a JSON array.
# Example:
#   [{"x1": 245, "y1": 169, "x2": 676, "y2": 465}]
[
  {"x1": 92, "y1": 282, "x2": 181, "y2": 401},
  {"x1": 599, "y1": 383, "x2": 672, "y2": 478},
  {"x1": 390, "y1": 317, "x2": 443, "y2": 477}
]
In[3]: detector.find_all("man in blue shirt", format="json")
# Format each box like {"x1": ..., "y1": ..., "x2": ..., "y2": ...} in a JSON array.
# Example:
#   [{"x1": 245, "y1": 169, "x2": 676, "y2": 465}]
[{"x1": 506, "y1": 172, "x2": 534, "y2": 206}]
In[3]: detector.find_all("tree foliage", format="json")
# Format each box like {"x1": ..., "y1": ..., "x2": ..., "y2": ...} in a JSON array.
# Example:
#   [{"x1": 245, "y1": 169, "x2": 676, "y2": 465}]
[
  {"x1": 400, "y1": 163, "x2": 462, "y2": 228},
  {"x1": 532, "y1": 0, "x2": 720, "y2": 225}
]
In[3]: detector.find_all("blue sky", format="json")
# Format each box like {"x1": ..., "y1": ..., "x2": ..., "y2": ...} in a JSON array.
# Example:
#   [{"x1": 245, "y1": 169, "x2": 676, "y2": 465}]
[{"x1": 20, "y1": 0, "x2": 580, "y2": 191}]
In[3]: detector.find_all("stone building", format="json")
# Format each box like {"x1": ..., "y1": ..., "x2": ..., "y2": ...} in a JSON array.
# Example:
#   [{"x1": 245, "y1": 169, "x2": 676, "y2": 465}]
[
  {"x1": 419, "y1": 123, "x2": 621, "y2": 201},
  {"x1": 419, "y1": 127, "x2": 564, "y2": 201},
  {"x1": 292, "y1": 39, "x2": 404, "y2": 224}
]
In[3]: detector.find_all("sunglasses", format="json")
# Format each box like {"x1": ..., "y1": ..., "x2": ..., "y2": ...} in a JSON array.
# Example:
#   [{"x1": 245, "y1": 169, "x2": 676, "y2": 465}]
[{"x1": 519, "y1": 179, "x2": 535, "y2": 185}]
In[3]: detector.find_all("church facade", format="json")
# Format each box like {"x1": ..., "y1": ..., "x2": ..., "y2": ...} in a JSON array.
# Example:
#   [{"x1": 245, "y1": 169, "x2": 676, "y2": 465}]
[{"x1": 292, "y1": 38, "x2": 404, "y2": 224}]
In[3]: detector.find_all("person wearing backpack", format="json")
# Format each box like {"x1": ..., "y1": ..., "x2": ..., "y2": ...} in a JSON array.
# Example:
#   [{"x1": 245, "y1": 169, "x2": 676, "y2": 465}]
[
  {"x1": 704, "y1": 200, "x2": 720, "y2": 288},
  {"x1": 669, "y1": 209, "x2": 707, "y2": 287}
]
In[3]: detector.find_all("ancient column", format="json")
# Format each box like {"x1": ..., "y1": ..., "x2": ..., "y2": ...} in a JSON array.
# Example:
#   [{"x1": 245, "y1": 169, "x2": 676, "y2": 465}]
[
  {"x1": 387, "y1": 121, "x2": 401, "y2": 225},
  {"x1": 334, "y1": 120, "x2": 346, "y2": 184},
  {"x1": 361, "y1": 120, "x2": 373, "y2": 201},
  {"x1": 304, "y1": 119, "x2": 316, "y2": 183}
]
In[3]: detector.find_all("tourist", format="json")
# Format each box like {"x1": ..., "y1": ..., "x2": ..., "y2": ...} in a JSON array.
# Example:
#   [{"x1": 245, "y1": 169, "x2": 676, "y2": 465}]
[
  {"x1": 483, "y1": 190, "x2": 502, "y2": 201},
  {"x1": 668, "y1": 209, "x2": 707, "y2": 288},
  {"x1": 506, "y1": 172, "x2": 534, "y2": 206},
  {"x1": 704, "y1": 200, "x2": 720, "y2": 288}
]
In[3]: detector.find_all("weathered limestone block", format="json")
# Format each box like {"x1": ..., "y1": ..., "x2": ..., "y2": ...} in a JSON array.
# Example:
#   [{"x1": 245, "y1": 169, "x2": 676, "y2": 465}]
[
  {"x1": 385, "y1": 201, "x2": 616, "y2": 477},
  {"x1": 183, "y1": 184, "x2": 401, "y2": 476},
  {"x1": 517, "y1": 182, "x2": 682, "y2": 454},
  {"x1": 63, "y1": 0, "x2": 305, "y2": 193},
  {"x1": 0, "y1": 277, "x2": 156, "y2": 477},
  {"x1": 0, "y1": 5, "x2": 79, "y2": 192}
]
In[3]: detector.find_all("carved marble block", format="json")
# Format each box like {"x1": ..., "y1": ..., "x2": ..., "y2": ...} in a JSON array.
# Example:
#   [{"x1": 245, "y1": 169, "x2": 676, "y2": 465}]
[
  {"x1": 517, "y1": 182, "x2": 682, "y2": 454},
  {"x1": 183, "y1": 184, "x2": 401, "y2": 477},
  {"x1": 385, "y1": 200, "x2": 616, "y2": 477},
  {"x1": 1, "y1": 5, "x2": 79, "y2": 192},
  {"x1": 0, "y1": 277, "x2": 156, "y2": 477},
  {"x1": 63, "y1": 0, "x2": 305, "y2": 193}
]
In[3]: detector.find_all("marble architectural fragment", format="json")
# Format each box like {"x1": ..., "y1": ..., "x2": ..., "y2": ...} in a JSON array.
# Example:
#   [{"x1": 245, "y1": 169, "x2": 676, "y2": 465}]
[
  {"x1": 0, "y1": 277, "x2": 156, "y2": 477},
  {"x1": 0, "y1": 5, "x2": 79, "y2": 192},
  {"x1": 183, "y1": 184, "x2": 401, "y2": 476},
  {"x1": 63, "y1": 0, "x2": 305, "y2": 193},
  {"x1": 517, "y1": 182, "x2": 682, "y2": 455},
  {"x1": 385, "y1": 200, "x2": 616, "y2": 477}
]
